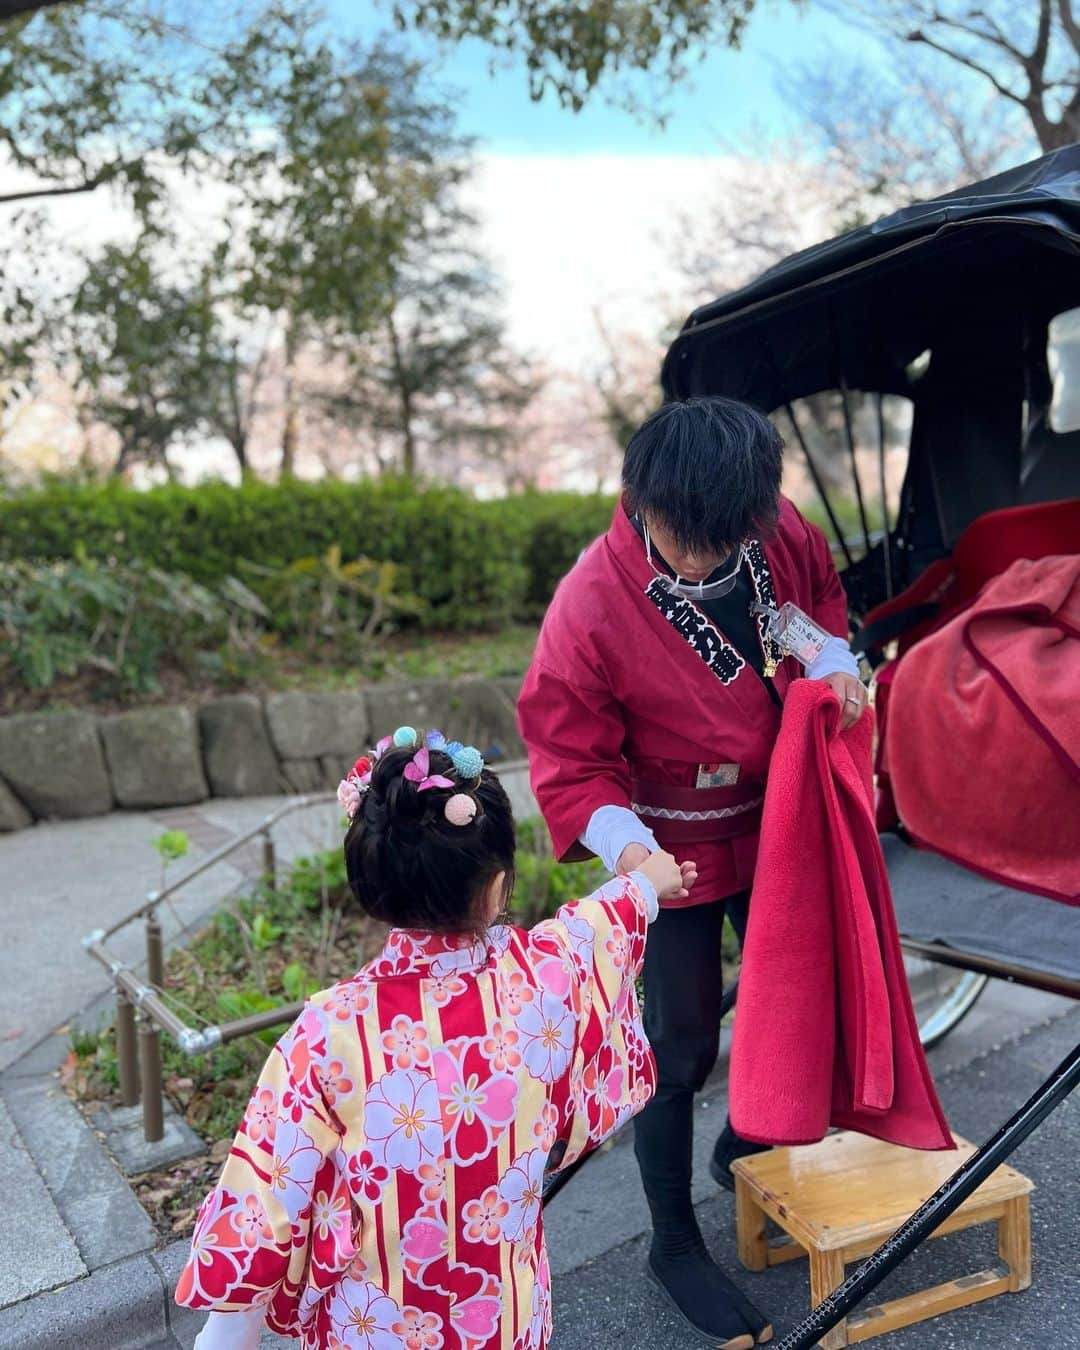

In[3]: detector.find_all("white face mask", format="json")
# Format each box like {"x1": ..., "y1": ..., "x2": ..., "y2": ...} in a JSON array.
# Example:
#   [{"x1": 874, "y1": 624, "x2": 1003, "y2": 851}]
[{"x1": 642, "y1": 519, "x2": 745, "y2": 600}]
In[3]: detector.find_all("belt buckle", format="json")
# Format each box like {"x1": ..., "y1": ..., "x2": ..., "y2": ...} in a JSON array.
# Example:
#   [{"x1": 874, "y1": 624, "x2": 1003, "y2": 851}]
[{"x1": 695, "y1": 762, "x2": 740, "y2": 789}]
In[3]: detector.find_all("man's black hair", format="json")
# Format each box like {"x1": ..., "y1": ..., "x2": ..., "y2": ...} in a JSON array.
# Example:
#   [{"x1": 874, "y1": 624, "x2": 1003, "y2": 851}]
[
  {"x1": 344, "y1": 747, "x2": 516, "y2": 938},
  {"x1": 622, "y1": 396, "x2": 784, "y2": 553}
]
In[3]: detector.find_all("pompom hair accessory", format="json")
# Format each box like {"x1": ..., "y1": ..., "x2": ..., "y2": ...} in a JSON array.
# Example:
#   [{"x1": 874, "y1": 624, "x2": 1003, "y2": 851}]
[
  {"x1": 451, "y1": 745, "x2": 484, "y2": 780},
  {"x1": 403, "y1": 747, "x2": 455, "y2": 792},
  {"x1": 444, "y1": 793, "x2": 478, "y2": 826},
  {"x1": 393, "y1": 726, "x2": 419, "y2": 748}
]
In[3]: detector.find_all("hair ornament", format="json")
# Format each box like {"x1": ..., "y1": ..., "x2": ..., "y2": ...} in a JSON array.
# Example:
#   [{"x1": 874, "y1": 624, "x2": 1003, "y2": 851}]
[
  {"x1": 403, "y1": 747, "x2": 455, "y2": 792},
  {"x1": 372, "y1": 734, "x2": 394, "y2": 760},
  {"x1": 444, "y1": 793, "x2": 478, "y2": 827},
  {"x1": 450, "y1": 745, "x2": 484, "y2": 780},
  {"x1": 425, "y1": 729, "x2": 448, "y2": 750},
  {"x1": 393, "y1": 725, "x2": 419, "y2": 749},
  {"x1": 445, "y1": 740, "x2": 464, "y2": 758}
]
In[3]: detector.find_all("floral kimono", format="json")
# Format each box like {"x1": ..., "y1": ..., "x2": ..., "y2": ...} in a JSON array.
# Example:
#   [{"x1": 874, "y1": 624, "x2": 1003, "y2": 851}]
[{"x1": 176, "y1": 875, "x2": 657, "y2": 1350}]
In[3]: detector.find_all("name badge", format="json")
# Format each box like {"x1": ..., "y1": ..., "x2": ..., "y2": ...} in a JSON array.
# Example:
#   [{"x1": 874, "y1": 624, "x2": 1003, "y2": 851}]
[{"x1": 696, "y1": 762, "x2": 740, "y2": 788}]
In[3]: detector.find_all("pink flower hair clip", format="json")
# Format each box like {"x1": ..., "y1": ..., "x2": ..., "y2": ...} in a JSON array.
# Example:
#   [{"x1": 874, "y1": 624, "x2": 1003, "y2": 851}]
[
  {"x1": 403, "y1": 747, "x2": 455, "y2": 792},
  {"x1": 337, "y1": 754, "x2": 372, "y2": 820}
]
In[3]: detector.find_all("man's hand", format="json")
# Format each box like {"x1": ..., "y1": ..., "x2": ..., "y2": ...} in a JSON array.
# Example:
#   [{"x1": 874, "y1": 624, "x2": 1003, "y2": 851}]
[
  {"x1": 818, "y1": 671, "x2": 868, "y2": 730},
  {"x1": 617, "y1": 843, "x2": 698, "y2": 901}
]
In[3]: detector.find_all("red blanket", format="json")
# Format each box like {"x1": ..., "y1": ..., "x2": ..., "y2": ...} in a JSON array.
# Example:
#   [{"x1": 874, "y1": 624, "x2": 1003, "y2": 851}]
[
  {"x1": 887, "y1": 554, "x2": 1080, "y2": 906},
  {"x1": 730, "y1": 681, "x2": 953, "y2": 1150}
]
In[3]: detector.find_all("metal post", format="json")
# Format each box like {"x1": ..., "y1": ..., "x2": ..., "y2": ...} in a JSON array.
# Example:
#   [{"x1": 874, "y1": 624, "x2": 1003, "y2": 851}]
[
  {"x1": 138, "y1": 1014, "x2": 165, "y2": 1144},
  {"x1": 775, "y1": 1040, "x2": 1080, "y2": 1349},
  {"x1": 146, "y1": 911, "x2": 164, "y2": 991},
  {"x1": 261, "y1": 829, "x2": 276, "y2": 892},
  {"x1": 838, "y1": 377, "x2": 871, "y2": 551},
  {"x1": 783, "y1": 403, "x2": 854, "y2": 569},
  {"x1": 115, "y1": 987, "x2": 139, "y2": 1107}
]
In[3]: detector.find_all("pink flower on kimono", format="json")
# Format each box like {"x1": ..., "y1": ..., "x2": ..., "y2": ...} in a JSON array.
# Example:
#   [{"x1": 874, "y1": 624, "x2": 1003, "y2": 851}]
[
  {"x1": 346, "y1": 1148, "x2": 390, "y2": 1204},
  {"x1": 311, "y1": 1185, "x2": 351, "y2": 1243},
  {"x1": 323, "y1": 980, "x2": 372, "y2": 1021},
  {"x1": 481, "y1": 1019, "x2": 521, "y2": 1073},
  {"x1": 243, "y1": 1086, "x2": 278, "y2": 1145},
  {"x1": 531, "y1": 1102, "x2": 560, "y2": 1151},
  {"x1": 401, "y1": 1211, "x2": 449, "y2": 1285},
  {"x1": 498, "y1": 970, "x2": 534, "y2": 1016},
  {"x1": 496, "y1": 1150, "x2": 545, "y2": 1245},
  {"x1": 392, "y1": 1306, "x2": 445, "y2": 1350},
  {"x1": 630, "y1": 1077, "x2": 652, "y2": 1112},
  {"x1": 315, "y1": 1058, "x2": 354, "y2": 1107},
  {"x1": 266, "y1": 1118, "x2": 324, "y2": 1221},
  {"x1": 514, "y1": 990, "x2": 575, "y2": 1083},
  {"x1": 174, "y1": 1188, "x2": 246, "y2": 1306},
  {"x1": 230, "y1": 1193, "x2": 274, "y2": 1251},
  {"x1": 434, "y1": 1037, "x2": 518, "y2": 1166},
  {"x1": 605, "y1": 925, "x2": 630, "y2": 970},
  {"x1": 364, "y1": 1068, "x2": 443, "y2": 1173},
  {"x1": 328, "y1": 1277, "x2": 403, "y2": 1350},
  {"x1": 381, "y1": 1014, "x2": 432, "y2": 1070},
  {"x1": 461, "y1": 1186, "x2": 510, "y2": 1244},
  {"x1": 582, "y1": 1044, "x2": 625, "y2": 1142},
  {"x1": 417, "y1": 1156, "x2": 447, "y2": 1206},
  {"x1": 423, "y1": 972, "x2": 469, "y2": 1006},
  {"x1": 447, "y1": 1267, "x2": 502, "y2": 1350}
]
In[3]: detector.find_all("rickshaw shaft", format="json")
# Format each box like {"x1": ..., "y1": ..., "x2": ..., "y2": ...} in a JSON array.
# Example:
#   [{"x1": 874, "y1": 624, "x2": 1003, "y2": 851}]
[{"x1": 774, "y1": 1039, "x2": 1080, "y2": 1349}]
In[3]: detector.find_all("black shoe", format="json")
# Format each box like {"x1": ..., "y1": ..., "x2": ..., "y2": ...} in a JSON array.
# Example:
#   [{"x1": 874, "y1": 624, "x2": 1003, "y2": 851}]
[
  {"x1": 710, "y1": 1119, "x2": 772, "y2": 1193},
  {"x1": 645, "y1": 1246, "x2": 756, "y2": 1349}
]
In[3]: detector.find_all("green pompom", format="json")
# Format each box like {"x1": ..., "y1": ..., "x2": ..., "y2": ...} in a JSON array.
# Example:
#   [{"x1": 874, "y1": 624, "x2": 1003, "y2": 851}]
[{"x1": 393, "y1": 725, "x2": 418, "y2": 748}]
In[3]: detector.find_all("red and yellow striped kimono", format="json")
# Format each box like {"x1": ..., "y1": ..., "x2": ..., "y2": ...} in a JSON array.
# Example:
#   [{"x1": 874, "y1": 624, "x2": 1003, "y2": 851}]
[{"x1": 175, "y1": 876, "x2": 656, "y2": 1349}]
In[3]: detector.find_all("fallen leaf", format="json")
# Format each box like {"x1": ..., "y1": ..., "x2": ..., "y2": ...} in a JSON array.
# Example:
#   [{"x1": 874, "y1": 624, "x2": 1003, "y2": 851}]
[
  {"x1": 209, "y1": 1137, "x2": 232, "y2": 1163},
  {"x1": 171, "y1": 1208, "x2": 197, "y2": 1233}
]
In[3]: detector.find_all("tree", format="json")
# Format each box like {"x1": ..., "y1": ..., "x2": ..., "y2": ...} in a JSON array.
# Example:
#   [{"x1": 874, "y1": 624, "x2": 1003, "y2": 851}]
[
  {"x1": 391, "y1": 0, "x2": 768, "y2": 112},
  {"x1": 314, "y1": 155, "x2": 539, "y2": 480},
  {"x1": 836, "y1": 1, "x2": 1080, "y2": 152}
]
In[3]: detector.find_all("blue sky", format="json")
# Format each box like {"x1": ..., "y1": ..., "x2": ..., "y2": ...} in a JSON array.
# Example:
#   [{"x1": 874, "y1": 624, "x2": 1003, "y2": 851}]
[{"x1": 335, "y1": 1, "x2": 883, "y2": 154}]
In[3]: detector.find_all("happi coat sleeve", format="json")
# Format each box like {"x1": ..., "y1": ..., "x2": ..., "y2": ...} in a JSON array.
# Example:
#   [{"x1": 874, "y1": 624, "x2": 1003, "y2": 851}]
[
  {"x1": 518, "y1": 545, "x2": 633, "y2": 863},
  {"x1": 175, "y1": 1004, "x2": 345, "y2": 1335},
  {"x1": 521, "y1": 873, "x2": 657, "y2": 1169}
]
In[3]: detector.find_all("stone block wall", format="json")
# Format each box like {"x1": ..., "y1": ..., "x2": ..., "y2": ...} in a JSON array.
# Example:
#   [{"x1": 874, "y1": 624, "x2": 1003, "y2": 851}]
[{"x1": 0, "y1": 678, "x2": 525, "y2": 832}]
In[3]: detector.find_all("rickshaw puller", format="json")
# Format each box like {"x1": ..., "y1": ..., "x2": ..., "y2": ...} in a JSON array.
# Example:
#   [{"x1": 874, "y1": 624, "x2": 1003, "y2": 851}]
[{"x1": 518, "y1": 397, "x2": 867, "y2": 1346}]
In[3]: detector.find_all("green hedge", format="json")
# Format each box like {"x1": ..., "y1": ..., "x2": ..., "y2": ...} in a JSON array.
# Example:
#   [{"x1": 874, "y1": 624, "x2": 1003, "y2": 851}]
[{"x1": 0, "y1": 480, "x2": 617, "y2": 630}]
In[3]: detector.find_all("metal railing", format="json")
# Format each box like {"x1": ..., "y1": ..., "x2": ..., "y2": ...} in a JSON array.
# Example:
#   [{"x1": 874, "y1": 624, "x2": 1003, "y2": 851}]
[{"x1": 82, "y1": 792, "x2": 336, "y2": 1144}]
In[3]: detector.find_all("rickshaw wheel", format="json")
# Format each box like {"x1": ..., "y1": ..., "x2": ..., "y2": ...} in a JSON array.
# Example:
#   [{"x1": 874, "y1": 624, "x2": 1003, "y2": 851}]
[{"x1": 902, "y1": 958, "x2": 988, "y2": 1049}]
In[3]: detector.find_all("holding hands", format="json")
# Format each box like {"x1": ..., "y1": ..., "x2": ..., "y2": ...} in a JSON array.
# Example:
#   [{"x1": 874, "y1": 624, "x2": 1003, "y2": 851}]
[{"x1": 618, "y1": 843, "x2": 698, "y2": 901}]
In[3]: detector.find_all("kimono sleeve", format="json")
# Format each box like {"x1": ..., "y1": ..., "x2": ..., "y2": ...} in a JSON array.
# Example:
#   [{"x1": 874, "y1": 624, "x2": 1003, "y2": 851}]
[
  {"x1": 175, "y1": 1004, "x2": 344, "y2": 1334},
  {"x1": 518, "y1": 652, "x2": 632, "y2": 863},
  {"x1": 525, "y1": 875, "x2": 657, "y2": 1169}
]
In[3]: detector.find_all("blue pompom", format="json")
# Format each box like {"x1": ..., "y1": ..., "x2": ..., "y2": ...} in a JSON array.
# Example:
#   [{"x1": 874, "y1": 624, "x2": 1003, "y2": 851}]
[
  {"x1": 425, "y1": 729, "x2": 447, "y2": 750},
  {"x1": 393, "y1": 725, "x2": 418, "y2": 748},
  {"x1": 445, "y1": 740, "x2": 464, "y2": 758},
  {"x1": 452, "y1": 745, "x2": 484, "y2": 779}
]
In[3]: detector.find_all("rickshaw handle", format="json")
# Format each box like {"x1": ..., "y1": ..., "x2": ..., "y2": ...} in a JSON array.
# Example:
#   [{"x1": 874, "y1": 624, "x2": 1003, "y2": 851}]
[{"x1": 775, "y1": 1038, "x2": 1080, "y2": 1349}]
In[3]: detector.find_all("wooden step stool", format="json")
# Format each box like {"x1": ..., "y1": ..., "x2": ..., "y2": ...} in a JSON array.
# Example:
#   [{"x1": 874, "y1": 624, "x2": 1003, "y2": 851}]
[{"x1": 733, "y1": 1131, "x2": 1032, "y2": 1347}]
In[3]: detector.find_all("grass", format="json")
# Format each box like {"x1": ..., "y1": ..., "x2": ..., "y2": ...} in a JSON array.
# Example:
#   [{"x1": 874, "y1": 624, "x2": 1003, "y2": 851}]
[{"x1": 2, "y1": 623, "x2": 539, "y2": 716}]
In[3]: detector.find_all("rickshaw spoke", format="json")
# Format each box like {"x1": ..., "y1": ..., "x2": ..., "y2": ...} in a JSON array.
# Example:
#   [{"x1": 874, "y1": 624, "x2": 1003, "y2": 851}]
[
  {"x1": 783, "y1": 401, "x2": 854, "y2": 570},
  {"x1": 838, "y1": 376, "x2": 871, "y2": 554},
  {"x1": 876, "y1": 392, "x2": 894, "y2": 598}
]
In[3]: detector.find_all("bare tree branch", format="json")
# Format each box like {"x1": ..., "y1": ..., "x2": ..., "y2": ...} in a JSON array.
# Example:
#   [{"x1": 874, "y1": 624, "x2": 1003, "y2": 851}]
[
  {"x1": 0, "y1": 175, "x2": 105, "y2": 206},
  {"x1": 906, "y1": 29, "x2": 1028, "y2": 104}
]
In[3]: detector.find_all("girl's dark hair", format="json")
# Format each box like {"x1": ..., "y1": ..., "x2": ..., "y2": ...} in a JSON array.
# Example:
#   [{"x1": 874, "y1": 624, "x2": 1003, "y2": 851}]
[
  {"x1": 622, "y1": 396, "x2": 784, "y2": 553},
  {"x1": 344, "y1": 746, "x2": 516, "y2": 937}
]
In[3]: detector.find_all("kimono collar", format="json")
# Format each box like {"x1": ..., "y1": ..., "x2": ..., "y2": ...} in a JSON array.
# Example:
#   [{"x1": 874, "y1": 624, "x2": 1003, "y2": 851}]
[{"x1": 371, "y1": 926, "x2": 511, "y2": 979}]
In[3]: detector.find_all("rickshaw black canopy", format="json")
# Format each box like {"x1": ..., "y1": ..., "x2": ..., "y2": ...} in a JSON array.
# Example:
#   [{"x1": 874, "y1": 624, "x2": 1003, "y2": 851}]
[{"x1": 662, "y1": 146, "x2": 1080, "y2": 412}]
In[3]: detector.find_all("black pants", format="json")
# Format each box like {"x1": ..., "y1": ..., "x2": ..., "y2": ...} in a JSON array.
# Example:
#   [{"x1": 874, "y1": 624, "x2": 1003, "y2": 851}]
[{"x1": 633, "y1": 890, "x2": 749, "y2": 1241}]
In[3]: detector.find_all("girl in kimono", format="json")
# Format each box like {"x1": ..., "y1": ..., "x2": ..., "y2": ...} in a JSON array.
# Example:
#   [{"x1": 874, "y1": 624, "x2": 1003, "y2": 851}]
[
  {"x1": 517, "y1": 397, "x2": 868, "y2": 1346},
  {"x1": 176, "y1": 728, "x2": 696, "y2": 1350}
]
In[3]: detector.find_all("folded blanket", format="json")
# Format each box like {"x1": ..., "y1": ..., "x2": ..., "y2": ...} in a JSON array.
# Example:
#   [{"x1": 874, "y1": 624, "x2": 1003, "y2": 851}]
[
  {"x1": 730, "y1": 681, "x2": 953, "y2": 1150},
  {"x1": 887, "y1": 554, "x2": 1080, "y2": 906}
]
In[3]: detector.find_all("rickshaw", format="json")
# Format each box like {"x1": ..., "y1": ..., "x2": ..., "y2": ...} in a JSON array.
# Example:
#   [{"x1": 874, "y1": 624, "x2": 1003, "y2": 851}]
[
  {"x1": 546, "y1": 148, "x2": 1080, "y2": 1348},
  {"x1": 657, "y1": 145, "x2": 1080, "y2": 1346}
]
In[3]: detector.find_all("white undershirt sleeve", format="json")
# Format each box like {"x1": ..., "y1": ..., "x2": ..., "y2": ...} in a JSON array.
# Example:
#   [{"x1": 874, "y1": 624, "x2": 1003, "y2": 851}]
[
  {"x1": 804, "y1": 635, "x2": 861, "y2": 681},
  {"x1": 580, "y1": 804, "x2": 659, "y2": 874},
  {"x1": 192, "y1": 1307, "x2": 266, "y2": 1350}
]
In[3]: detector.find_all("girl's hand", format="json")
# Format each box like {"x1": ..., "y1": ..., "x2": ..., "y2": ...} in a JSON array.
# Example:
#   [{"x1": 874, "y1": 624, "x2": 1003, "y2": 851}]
[{"x1": 638, "y1": 849, "x2": 689, "y2": 901}]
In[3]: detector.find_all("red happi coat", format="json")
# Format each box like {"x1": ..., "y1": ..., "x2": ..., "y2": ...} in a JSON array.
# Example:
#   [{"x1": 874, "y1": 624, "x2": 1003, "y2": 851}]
[
  {"x1": 175, "y1": 878, "x2": 656, "y2": 1350},
  {"x1": 518, "y1": 499, "x2": 849, "y2": 903}
]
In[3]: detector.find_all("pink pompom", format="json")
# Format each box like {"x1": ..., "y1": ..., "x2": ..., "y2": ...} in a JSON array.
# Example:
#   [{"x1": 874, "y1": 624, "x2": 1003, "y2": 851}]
[{"x1": 444, "y1": 793, "x2": 477, "y2": 826}]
